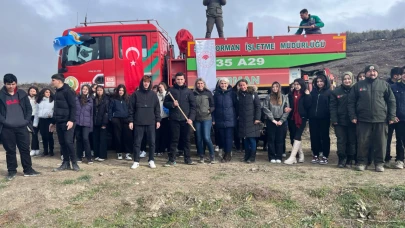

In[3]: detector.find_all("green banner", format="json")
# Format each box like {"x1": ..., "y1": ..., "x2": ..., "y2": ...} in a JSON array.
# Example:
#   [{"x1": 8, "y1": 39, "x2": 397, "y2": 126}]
[{"x1": 187, "y1": 53, "x2": 346, "y2": 70}]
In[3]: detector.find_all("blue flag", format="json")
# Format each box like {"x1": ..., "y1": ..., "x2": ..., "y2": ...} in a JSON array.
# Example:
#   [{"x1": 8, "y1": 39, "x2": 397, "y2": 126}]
[{"x1": 53, "y1": 30, "x2": 83, "y2": 52}]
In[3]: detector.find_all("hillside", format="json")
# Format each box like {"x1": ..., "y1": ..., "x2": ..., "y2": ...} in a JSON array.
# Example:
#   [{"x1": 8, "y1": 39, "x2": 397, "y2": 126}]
[{"x1": 304, "y1": 28, "x2": 405, "y2": 81}]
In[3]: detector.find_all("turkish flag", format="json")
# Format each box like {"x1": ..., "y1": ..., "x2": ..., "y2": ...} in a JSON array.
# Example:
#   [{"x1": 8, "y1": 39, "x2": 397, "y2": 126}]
[{"x1": 122, "y1": 36, "x2": 144, "y2": 94}]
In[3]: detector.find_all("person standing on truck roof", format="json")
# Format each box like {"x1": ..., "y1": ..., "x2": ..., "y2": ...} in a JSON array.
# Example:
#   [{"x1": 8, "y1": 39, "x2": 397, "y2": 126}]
[
  {"x1": 163, "y1": 72, "x2": 197, "y2": 166},
  {"x1": 348, "y1": 65, "x2": 397, "y2": 172},
  {"x1": 390, "y1": 67, "x2": 405, "y2": 169},
  {"x1": 330, "y1": 72, "x2": 356, "y2": 168},
  {"x1": 385, "y1": 67, "x2": 403, "y2": 167},
  {"x1": 203, "y1": 0, "x2": 226, "y2": 38},
  {"x1": 128, "y1": 76, "x2": 161, "y2": 169},
  {"x1": 50, "y1": 73, "x2": 80, "y2": 171},
  {"x1": 295, "y1": 9, "x2": 324, "y2": 35}
]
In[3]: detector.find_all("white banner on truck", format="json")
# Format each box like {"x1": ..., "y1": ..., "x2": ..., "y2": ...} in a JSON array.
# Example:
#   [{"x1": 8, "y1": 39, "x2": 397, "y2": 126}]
[{"x1": 195, "y1": 39, "x2": 217, "y2": 92}]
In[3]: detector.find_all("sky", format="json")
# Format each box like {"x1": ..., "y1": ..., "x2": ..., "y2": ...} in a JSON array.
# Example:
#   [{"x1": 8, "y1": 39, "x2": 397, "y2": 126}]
[{"x1": 1, "y1": 0, "x2": 404, "y2": 83}]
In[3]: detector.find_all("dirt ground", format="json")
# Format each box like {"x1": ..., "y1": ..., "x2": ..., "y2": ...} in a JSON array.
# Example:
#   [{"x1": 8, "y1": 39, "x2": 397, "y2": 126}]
[{"x1": 0, "y1": 131, "x2": 405, "y2": 228}]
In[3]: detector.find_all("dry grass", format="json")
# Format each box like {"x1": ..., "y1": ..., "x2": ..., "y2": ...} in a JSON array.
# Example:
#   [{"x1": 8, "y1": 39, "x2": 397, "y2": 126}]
[{"x1": 1, "y1": 134, "x2": 405, "y2": 228}]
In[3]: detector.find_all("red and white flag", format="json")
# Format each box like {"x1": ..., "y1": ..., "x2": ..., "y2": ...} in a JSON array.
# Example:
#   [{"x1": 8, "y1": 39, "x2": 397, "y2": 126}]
[
  {"x1": 195, "y1": 39, "x2": 217, "y2": 91},
  {"x1": 122, "y1": 37, "x2": 144, "y2": 94}
]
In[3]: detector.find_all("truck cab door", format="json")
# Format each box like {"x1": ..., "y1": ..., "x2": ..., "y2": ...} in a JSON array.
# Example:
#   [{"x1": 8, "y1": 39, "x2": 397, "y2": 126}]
[{"x1": 114, "y1": 34, "x2": 150, "y2": 87}]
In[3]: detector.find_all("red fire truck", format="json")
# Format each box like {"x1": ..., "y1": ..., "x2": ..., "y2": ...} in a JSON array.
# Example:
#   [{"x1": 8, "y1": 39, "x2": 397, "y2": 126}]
[{"x1": 57, "y1": 20, "x2": 346, "y2": 92}]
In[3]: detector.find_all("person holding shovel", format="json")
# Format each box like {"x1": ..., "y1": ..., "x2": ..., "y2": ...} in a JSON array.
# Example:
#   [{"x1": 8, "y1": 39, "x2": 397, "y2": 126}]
[
  {"x1": 295, "y1": 9, "x2": 324, "y2": 35},
  {"x1": 163, "y1": 72, "x2": 197, "y2": 166}
]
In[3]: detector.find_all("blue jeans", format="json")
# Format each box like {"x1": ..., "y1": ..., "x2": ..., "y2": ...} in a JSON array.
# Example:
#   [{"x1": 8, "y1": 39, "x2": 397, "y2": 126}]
[
  {"x1": 194, "y1": 120, "x2": 215, "y2": 160},
  {"x1": 244, "y1": 137, "x2": 257, "y2": 161}
]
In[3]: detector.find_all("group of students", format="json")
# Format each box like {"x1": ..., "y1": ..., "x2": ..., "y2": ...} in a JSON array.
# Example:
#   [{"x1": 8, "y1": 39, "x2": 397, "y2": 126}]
[{"x1": 1, "y1": 64, "x2": 404, "y2": 180}]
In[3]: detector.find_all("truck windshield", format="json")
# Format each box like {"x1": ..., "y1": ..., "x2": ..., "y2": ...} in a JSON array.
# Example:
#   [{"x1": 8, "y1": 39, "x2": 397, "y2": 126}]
[{"x1": 61, "y1": 36, "x2": 112, "y2": 66}]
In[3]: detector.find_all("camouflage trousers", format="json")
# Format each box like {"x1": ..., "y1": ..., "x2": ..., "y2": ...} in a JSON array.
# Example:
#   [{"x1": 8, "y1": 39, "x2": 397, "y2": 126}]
[{"x1": 205, "y1": 16, "x2": 224, "y2": 38}]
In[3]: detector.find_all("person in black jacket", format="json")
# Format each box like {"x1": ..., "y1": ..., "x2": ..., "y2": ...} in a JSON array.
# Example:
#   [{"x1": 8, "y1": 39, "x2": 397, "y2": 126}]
[
  {"x1": 129, "y1": 76, "x2": 161, "y2": 169},
  {"x1": 163, "y1": 72, "x2": 197, "y2": 166},
  {"x1": 284, "y1": 78, "x2": 311, "y2": 165},
  {"x1": 108, "y1": 84, "x2": 133, "y2": 161},
  {"x1": 308, "y1": 74, "x2": 331, "y2": 165},
  {"x1": 0, "y1": 74, "x2": 40, "y2": 180},
  {"x1": 50, "y1": 73, "x2": 80, "y2": 171},
  {"x1": 237, "y1": 79, "x2": 261, "y2": 163},
  {"x1": 330, "y1": 72, "x2": 356, "y2": 168},
  {"x1": 390, "y1": 68, "x2": 405, "y2": 169},
  {"x1": 385, "y1": 67, "x2": 403, "y2": 165},
  {"x1": 93, "y1": 85, "x2": 109, "y2": 162}
]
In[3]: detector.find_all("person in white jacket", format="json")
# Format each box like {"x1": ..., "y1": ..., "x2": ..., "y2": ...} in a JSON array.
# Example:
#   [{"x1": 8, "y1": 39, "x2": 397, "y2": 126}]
[
  {"x1": 28, "y1": 86, "x2": 40, "y2": 156},
  {"x1": 33, "y1": 88, "x2": 55, "y2": 156}
]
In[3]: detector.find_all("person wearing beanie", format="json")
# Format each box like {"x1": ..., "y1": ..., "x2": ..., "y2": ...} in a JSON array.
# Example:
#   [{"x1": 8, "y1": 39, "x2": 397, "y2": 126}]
[
  {"x1": 348, "y1": 64, "x2": 397, "y2": 172},
  {"x1": 0, "y1": 73, "x2": 40, "y2": 180},
  {"x1": 330, "y1": 72, "x2": 356, "y2": 168},
  {"x1": 385, "y1": 67, "x2": 403, "y2": 166},
  {"x1": 49, "y1": 73, "x2": 80, "y2": 171},
  {"x1": 389, "y1": 67, "x2": 405, "y2": 169},
  {"x1": 308, "y1": 73, "x2": 332, "y2": 165}
]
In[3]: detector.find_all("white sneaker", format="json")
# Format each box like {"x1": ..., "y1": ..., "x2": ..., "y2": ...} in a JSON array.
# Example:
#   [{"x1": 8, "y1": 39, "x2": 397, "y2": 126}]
[
  {"x1": 35, "y1": 150, "x2": 41, "y2": 156},
  {"x1": 140, "y1": 151, "x2": 146, "y2": 158},
  {"x1": 270, "y1": 159, "x2": 276, "y2": 163},
  {"x1": 61, "y1": 155, "x2": 63, "y2": 160},
  {"x1": 149, "y1": 160, "x2": 156, "y2": 169},
  {"x1": 95, "y1": 157, "x2": 100, "y2": 161},
  {"x1": 215, "y1": 146, "x2": 219, "y2": 152},
  {"x1": 125, "y1": 153, "x2": 132, "y2": 160},
  {"x1": 276, "y1": 160, "x2": 282, "y2": 164},
  {"x1": 117, "y1": 153, "x2": 123, "y2": 160},
  {"x1": 131, "y1": 162, "x2": 139, "y2": 169},
  {"x1": 30, "y1": 150, "x2": 36, "y2": 156},
  {"x1": 97, "y1": 158, "x2": 105, "y2": 162}
]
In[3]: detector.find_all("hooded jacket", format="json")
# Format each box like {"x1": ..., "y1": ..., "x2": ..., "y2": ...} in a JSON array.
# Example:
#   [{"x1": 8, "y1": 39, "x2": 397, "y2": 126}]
[
  {"x1": 237, "y1": 86, "x2": 261, "y2": 138},
  {"x1": 391, "y1": 82, "x2": 405, "y2": 121},
  {"x1": 348, "y1": 77, "x2": 396, "y2": 123},
  {"x1": 53, "y1": 83, "x2": 76, "y2": 124},
  {"x1": 330, "y1": 73, "x2": 354, "y2": 126},
  {"x1": 212, "y1": 84, "x2": 237, "y2": 128},
  {"x1": 193, "y1": 88, "x2": 215, "y2": 121},
  {"x1": 0, "y1": 87, "x2": 32, "y2": 134},
  {"x1": 129, "y1": 80, "x2": 161, "y2": 125},
  {"x1": 309, "y1": 74, "x2": 331, "y2": 119},
  {"x1": 75, "y1": 95, "x2": 93, "y2": 128},
  {"x1": 108, "y1": 96, "x2": 129, "y2": 120},
  {"x1": 163, "y1": 83, "x2": 196, "y2": 122},
  {"x1": 93, "y1": 95, "x2": 109, "y2": 126}
]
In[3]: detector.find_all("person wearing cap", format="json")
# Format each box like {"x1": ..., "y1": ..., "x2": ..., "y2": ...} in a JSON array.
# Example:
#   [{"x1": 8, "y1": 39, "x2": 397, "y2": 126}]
[
  {"x1": 389, "y1": 67, "x2": 405, "y2": 169},
  {"x1": 348, "y1": 65, "x2": 396, "y2": 172},
  {"x1": 384, "y1": 67, "x2": 403, "y2": 166},
  {"x1": 49, "y1": 73, "x2": 80, "y2": 171},
  {"x1": 330, "y1": 72, "x2": 356, "y2": 168}
]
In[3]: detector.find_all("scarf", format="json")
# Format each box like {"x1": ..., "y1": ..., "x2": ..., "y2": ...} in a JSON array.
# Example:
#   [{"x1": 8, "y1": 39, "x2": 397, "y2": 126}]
[{"x1": 292, "y1": 90, "x2": 302, "y2": 128}]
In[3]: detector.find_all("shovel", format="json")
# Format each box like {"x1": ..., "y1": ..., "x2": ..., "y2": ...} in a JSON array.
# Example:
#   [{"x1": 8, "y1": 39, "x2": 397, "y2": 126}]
[{"x1": 288, "y1": 25, "x2": 313, "y2": 33}]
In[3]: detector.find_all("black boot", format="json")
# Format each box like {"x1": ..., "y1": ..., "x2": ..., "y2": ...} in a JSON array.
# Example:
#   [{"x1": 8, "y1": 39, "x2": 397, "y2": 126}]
[
  {"x1": 250, "y1": 150, "x2": 257, "y2": 163},
  {"x1": 41, "y1": 149, "x2": 49, "y2": 157},
  {"x1": 49, "y1": 150, "x2": 54, "y2": 156},
  {"x1": 53, "y1": 161, "x2": 71, "y2": 172},
  {"x1": 72, "y1": 162, "x2": 80, "y2": 171}
]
